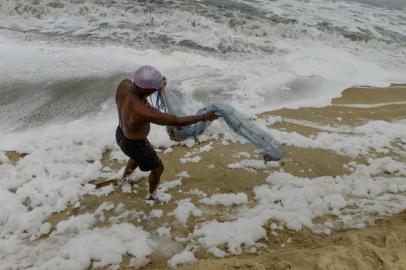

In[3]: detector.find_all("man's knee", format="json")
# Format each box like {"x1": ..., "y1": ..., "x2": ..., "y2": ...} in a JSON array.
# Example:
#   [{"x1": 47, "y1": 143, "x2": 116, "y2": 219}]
[
  {"x1": 156, "y1": 161, "x2": 164, "y2": 174},
  {"x1": 158, "y1": 161, "x2": 165, "y2": 173}
]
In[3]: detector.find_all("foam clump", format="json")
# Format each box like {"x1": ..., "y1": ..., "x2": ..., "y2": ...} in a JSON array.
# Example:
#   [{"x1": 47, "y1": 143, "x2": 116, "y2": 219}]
[
  {"x1": 207, "y1": 247, "x2": 228, "y2": 258},
  {"x1": 53, "y1": 213, "x2": 97, "y2": 235},
  {"x1": 167, "y1": 250, "x2": 196, "y2": 268},
  {"x1": 170, "y1": 198, "x2": 202, "y2": 225},
  {"x1": 193, "y1": 217, "x2": 267, "y2": 254},
  {"x1": 95, "y1": 201, "x2": 115, "y2": 222},
  {"x1": 199, "y1": 192, "x2": 248, "y2": 206},
  {"x1": 228, "y1": 159, "x2": 279, "y2": 171},
  {"x1": 180, "y1": 156, "x2": 201, "y2": 164},
  {"x1": 153, "y1": 174, "x2": 191, "y2": 204},
  {"x1": 199, "y1": 144, "x2": 213, "y2": 153},
  {"x1": 187, "y1": 188, "x2": 207, "y2": 198},
  {"x1": 0, "y1": 152, "x2": 9, "y2": 164},
  {"x1": 157, "y1": 226, "x2": 172, "y2": 239},
  {"x1": 149, "y1": 209, "x2": 163, "y2": 219}
]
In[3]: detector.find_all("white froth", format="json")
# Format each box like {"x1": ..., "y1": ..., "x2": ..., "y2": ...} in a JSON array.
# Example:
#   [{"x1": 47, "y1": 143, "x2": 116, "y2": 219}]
[
  {"x1": 269, "y1": 120, "x2": 406, "y2": 157},
  {"x1": 157, "y1": 226, "x2": 172, "y2": 239},
  {"x1": 1, "y1": 223, "x2": 154, "y2": 270},
  {"x1": 167, "y1": 250, "x2": 196, "y2": 268},
  {"x1": 169, "y1": 199, "x2": 202, "y2": 225},
  {"x1": 53, "y1": 213, "x2": 96, "y2": 235},
  {"x1": 199, "y1": 193, "x2": 248, "y2": 206}
]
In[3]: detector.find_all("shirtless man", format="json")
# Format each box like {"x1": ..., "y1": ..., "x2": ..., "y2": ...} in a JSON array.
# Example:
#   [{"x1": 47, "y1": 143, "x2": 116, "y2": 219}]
[{"x1": 115, "y1": 65, "x2": 218, "y2": 201}]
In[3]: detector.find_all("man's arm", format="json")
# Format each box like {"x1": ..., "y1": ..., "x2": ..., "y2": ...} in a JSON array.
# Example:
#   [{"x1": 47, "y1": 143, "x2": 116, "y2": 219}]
[{"x1": 139, "y1": 103, "x2": 216, "y2": 126}]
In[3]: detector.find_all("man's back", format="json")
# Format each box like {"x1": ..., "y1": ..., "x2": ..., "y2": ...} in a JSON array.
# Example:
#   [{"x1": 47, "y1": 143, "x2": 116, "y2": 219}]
[{"x1": 116, "y1": 79, "x2": 151, "y2": 140}]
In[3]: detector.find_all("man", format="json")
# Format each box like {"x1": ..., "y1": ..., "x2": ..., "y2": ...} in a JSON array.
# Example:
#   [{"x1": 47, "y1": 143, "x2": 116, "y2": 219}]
[{"x1": 115, "y1": 65, "x2": 218, "y2": 201}]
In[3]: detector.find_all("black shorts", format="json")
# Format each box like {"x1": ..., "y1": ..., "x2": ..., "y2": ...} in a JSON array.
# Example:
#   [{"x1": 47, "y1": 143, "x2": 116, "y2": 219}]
[{"x1": 115, "y1": 126, "x2": 162, "y2": 172}]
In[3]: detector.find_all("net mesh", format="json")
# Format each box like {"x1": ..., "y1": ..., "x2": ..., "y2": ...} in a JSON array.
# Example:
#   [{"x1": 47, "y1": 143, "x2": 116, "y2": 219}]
[{"x1": 160, "y1": 89, "x2": 284, "y2": 162}]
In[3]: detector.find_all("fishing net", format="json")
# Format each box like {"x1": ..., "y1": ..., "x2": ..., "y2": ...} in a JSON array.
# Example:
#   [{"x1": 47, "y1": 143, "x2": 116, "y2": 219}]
[{"x1": 159, "y1": 89, "x2": 284, "y2": 162}]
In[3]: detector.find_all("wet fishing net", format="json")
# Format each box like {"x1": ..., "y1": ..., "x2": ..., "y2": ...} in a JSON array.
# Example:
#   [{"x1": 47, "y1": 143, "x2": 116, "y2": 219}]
[{"x1": 158, "y1": 89, "x2": 284, "y2": 162}]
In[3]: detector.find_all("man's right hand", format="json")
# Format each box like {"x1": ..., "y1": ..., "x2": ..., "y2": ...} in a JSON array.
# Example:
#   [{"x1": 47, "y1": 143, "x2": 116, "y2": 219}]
[{"x1": 202, "y1": 111, "x2": 219, "y2": 121}]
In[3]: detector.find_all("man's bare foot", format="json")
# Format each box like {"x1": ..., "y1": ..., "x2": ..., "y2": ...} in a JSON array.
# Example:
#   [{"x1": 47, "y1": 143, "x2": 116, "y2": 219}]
[
  {"x1": 145, "y1": 192, "x2": 157, "y2": 201},
  {"x1": 144, "y1": 193, "x2": 156, "y2": 206},
  {"x1": 145, "y1": 191, "x2": 171, "y2": 204},
  {"x1": 117, "y1": 177, "x2": 127, "y2": 187}
]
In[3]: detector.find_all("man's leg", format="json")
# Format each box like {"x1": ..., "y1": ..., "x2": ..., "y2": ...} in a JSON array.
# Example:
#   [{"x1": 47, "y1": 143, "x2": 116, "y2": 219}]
[
  {"x1": 148, "y1": 162, "x2": 164, "y2": 196},
  {"x1": 123, "y1": 158, "x2": 138, "y2": 180}
]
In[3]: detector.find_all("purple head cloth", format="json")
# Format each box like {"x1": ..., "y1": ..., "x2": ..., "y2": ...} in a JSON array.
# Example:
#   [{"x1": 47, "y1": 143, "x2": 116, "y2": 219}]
[{"x1": 133, "y1": 65, "x2": 164, "y2": 89}]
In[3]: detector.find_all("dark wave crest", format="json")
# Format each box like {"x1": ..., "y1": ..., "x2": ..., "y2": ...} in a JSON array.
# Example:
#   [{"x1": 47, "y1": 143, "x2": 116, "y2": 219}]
[{"x1": 0, "y1": 74, "x2": 125, "y2": 129}]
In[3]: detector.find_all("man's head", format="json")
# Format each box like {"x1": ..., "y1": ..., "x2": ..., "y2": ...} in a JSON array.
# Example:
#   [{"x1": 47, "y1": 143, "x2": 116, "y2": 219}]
[{"x1": 133, "y1": 65, "x2": 166, "y2": 96}]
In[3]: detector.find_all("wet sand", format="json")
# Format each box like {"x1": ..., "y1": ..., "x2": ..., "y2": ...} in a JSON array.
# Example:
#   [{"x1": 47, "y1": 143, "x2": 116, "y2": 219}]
[
  {"x1": 5, "y1": 84, "x2": 406, "y2": 269},
  {"x1": 176, "y1": 211, "x2": 406, "y2": 270}
]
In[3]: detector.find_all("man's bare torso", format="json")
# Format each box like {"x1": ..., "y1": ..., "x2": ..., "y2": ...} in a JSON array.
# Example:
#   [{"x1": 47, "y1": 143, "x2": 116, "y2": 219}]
[{"x1": 116, "y1": 79, "x2": 153, "y2": 140}]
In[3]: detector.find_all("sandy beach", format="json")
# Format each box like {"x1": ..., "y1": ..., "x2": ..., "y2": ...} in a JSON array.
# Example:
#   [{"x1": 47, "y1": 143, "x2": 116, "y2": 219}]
[{"x1": 4, "y1": 84, "x2": 406, "y2": 269}]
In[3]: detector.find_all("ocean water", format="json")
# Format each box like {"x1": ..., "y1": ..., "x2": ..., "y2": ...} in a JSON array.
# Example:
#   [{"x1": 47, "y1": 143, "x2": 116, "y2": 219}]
[{"x1": 0, "y1": 0, "x2": 405, "y2": 130}]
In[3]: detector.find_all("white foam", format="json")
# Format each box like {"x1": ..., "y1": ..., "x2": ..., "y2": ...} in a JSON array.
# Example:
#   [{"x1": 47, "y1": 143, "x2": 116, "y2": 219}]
[
  {"x1": 1, "y1": 223, "x2": 154, "y2": 270},
  {"x1": 95, "y1": 202, "x2": 115, "y2": 222},
  {"x1": 53, "y1": 213, "x2": 96, "y2": 235},
  {"x1": 180, "y1": 156, "x2": 201, "y2": 164},
  {"x1": 193, "y1": 217, "x2": 267, "y2": 254},
  {"x1": 187, "y1": 188, "x2": 207, "y2": 198},
  {"x1": 199, "y1": 193, "x2": 248, "y2": 207},
  {"x1": 149, "y1": 209, "x2": 163, "y2": 219},
  {"x1": 207, "y1": 247, "x2": 228, "y2": 258},
  {"x1": 199, "y1": 144, "x2": 213, "y2": 153},
  {"x1": 228, "y1": 159, "x2": 279, "y2": 171},
  {"x1": 334, "y1": 101, "x2": 406, "y2": 108},
  {"x1": 109, "y1": 210, "x2": 144, "y2": 224},
  {"x1": 169, "y1": 199, "x2": 202, "y2": 225},
  {"x1": 167, "y1": 250, "x2": 196, "y2": 268},
  {"x1": 157, "y1": 226, "x2": 172, "y2": 239},
  {"x1": 269, "y1": 120, "x2": 406, "y2": 157},
  {"x1": 0, "y1": 152, "x2": 9, "y2": 164}
]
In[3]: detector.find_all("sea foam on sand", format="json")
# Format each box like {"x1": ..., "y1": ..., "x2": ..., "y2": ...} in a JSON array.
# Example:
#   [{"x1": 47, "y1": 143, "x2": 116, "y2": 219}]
[
  {"x1": 1, "y1": 223, "x2": 154, "y2": 269},
  {"x1": 1, "y1": 101, "x2": 406, "y2": 268},
  {"x1": 168, "y1": 250, "x2": 196, "y2": 268},
  {"x1": 199, "y1": 192, "x2": 248, "y2": 206},
  {"x1": 2, "y1": 106, "x2": 406, "y2": 268}
]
